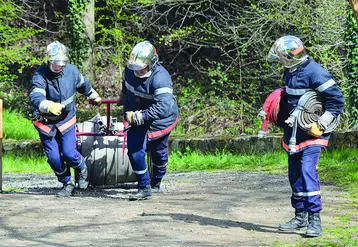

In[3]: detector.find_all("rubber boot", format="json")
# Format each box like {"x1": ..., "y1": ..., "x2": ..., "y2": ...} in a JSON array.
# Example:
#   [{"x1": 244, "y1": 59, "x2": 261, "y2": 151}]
[
  {"x1": 77, "y1": 164, "x2": 89, "y2": 190},
  {"x1": 151, "y1": 179, "x2": 161, "y2": 193},
  {"x1": 57, "y1": 182, "x2": 75, "y2": 197},
  {"x1": 279, "y1": 209, "x2": 308, "y2": 231},
  {"x1": 129, "y1": 185, "x2": 152, "y2": 201},
  {"x1": 305, "y1": 212, "x2": 322, "y2": 237}
]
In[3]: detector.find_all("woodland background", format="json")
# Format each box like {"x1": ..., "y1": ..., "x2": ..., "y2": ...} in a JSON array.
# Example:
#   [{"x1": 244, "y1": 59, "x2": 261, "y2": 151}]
[{"x1": 2, "y1": 0, "x2": 358, "y2": 137}]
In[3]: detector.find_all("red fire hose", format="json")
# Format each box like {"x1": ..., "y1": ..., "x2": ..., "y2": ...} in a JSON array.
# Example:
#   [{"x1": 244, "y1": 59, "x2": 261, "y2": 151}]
[{"x1": 257, "y1": 88, "x2": 285, "y2": 137}]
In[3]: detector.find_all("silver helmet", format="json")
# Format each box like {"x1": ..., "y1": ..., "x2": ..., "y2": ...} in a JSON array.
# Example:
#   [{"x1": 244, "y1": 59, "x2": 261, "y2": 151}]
[
  {"x1": 45, "y1": 41, "x2": 68, "y2": 73},
  {"x1": 127, "y1": 41, "x2": 159, "y2": 77},
  {"x1": 267, "y1": 36, "x2": 307, "y2": 68}
]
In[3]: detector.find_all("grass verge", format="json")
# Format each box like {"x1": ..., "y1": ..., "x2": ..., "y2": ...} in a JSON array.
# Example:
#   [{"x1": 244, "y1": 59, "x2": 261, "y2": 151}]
[{"x1": 3, "y1": 108, "x2": 39, "y2": 140}]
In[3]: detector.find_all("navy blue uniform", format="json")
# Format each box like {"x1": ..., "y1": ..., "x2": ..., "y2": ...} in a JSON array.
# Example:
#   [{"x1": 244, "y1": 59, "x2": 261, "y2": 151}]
[
  {"x1": 30, "y1": 64, "x2": 96, "y2": 183},
  {"x1": 282, "y1": 58, "x2": 344, "y2": 212},
  {"x1": 122, "y1": 63, "x2": 178, "y2": 188}
]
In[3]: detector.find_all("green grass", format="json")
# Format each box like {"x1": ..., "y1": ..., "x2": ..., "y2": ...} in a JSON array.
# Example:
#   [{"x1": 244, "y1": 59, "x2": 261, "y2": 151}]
[
  {"x1": 3, "y1": 108, "x2": 39, "y2": 140},
  {"x1": 169, "y1": 149, "x2": 288, "y2": 173},
  {"x1": 2, "y1": 154, "x2": 50, "y2": 173}
]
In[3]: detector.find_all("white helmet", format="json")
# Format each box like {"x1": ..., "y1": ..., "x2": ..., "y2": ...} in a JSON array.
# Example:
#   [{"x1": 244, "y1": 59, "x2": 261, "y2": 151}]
[
  {"x1": 45, "y1": 41, "x2": 68, "y2": 73},
  {"x1": 267, "y1": 36, "x2": 307, "y2": 68},
  {"x1": 127, "y1": 41, "x2": 159, "y2": 78}
]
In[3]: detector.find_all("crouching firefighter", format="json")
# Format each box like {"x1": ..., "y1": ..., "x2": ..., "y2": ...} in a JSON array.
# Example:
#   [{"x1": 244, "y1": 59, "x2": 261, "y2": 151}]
[
  {"x1": 119, "y1": 40, "x2": 179, "y2": 201},
  {"x1": 267, "y1": 36, "x2": 344, "y2": 237},
  {"x1": 30, "y1": 41, "x2": 102, "y2": 197}
]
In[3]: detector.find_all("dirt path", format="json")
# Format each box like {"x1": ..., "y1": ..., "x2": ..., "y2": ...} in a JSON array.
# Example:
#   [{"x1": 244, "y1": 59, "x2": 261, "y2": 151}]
[{"x1": 0, "y1": 171, "x2": 350, "y2": 247}]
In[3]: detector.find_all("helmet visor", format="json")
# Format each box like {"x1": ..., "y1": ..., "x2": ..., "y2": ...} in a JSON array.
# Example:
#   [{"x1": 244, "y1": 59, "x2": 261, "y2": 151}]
[
  {"x1": 126, "y1": 61, "x2": 147, "y2": 71},
  {"x1": 50, "y1": 59, "x2": 67, "y2": 66},
  {"x1": 267, "y1": 47, "x2": 280, "y2": 63}
]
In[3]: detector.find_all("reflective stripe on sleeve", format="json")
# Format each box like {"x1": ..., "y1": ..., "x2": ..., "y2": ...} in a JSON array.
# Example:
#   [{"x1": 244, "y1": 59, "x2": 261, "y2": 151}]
[
  {"x1": 315, "y1": 79, "x2": 335, "y2": 92},
  {"x1": 154, "y1": 87, "x2": 173, "y2": 95},
  {"x1": 76, "y1": 74, "x2": 85, "y2": 88},
  {"x1": 285, "y1": 87, "x2": 311, "y2": 96},
  {"x1": 30, "y1": 88, "x2": 46, "y2": 96}
]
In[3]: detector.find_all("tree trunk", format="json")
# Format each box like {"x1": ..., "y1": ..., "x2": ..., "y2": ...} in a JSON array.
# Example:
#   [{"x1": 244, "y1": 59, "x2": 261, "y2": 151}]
[{"x1": 82, "y1": 0, "x2": 95, "y2": 83}]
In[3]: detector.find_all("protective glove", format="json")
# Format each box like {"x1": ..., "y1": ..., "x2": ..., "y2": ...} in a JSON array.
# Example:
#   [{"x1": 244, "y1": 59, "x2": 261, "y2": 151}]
[
  {"x1": 126, "y1": 111, "x2": 144, "y2": 125},
  {"x1": 48, "y1": 102, "x2": 65, "y2": 116},
  {"x1": 318, "y1": 111, "x2": 334, "y2": 131},
  {"x1": 305, "y1": 122, "x2": 323, "y2": 138},
  {"x1": 93, "y1": 96, "x2": 102, "y2": 106}
]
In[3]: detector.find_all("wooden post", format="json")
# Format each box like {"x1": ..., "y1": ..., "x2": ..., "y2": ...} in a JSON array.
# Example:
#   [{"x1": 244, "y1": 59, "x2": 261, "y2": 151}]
[
  {"x1": 0, "y1": 99, "x2": 3, "y2": 192},
  {"x1": 349, "y1": 0, "x2": 358, "y2": 25}
]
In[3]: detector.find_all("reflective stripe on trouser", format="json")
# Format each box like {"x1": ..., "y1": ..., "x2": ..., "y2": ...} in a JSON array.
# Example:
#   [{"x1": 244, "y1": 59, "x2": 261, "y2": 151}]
[
  {"x1": 288, "y1": 146, "x2": 322, "y2": 213},
  {"x1": 127, "y1": 127, "x2": 151, "y2": 188},
  {"x1": 39, "y1": 126, "x2": 85, "y2": 184},
  {"x1": 148, "y1": 133, "x2": 170, "y2": 182}
]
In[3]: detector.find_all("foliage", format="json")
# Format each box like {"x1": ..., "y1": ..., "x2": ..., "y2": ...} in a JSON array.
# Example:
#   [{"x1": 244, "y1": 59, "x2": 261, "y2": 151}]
[
  {"x1": 346, "y1": 8, "x2": 358, "y2": 127},
  {"x1": 67, "y1": 0, "x2": 90, "y2": 72},
  {"x1": 2, "y1": 108, "x2": 39, "y2": 140},
  {"x1": 93, "y1": 0, "x2": 145, "y2": 99},
  {"x1": 0, "y1": 0, "x2": 355, "y2": 136},
  {"x1": 134, "y1": 0, "x2": 348, "y2": 135},
  {"x1": 0, "y1": 0, "x2": 43, "y2": 110}
]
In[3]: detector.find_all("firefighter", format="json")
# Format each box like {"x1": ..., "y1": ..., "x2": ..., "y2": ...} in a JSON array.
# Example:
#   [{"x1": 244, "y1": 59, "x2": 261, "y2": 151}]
[
  {"x1": 30, "y1": 41, "x2": 102, "y2": 197},
  {"x1": 119, "y1": 40, "x2": 179, "y2": 201},
  {"x1": 267, "y1": 36, "x2": 344, "y2": 237}
]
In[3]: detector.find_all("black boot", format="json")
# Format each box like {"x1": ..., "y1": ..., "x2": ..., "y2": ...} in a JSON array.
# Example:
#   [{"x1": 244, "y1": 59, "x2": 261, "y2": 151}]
[
  {"x1": 129, "y1": 185, "x2": 152, "y2": 201},
  {"x1": 77, "y1": 164, "x2": 89, "y2": 189},
  {"x1": 57, "y1": 182, "x2": 75, "y2": 197},
  {"x1": 151, "y1": 179, "x2": 162, "y2": 193},
  {"x1": 305, "y1": 212, "x2": 322, "y2": 237},
  {"x1": 279, "y1": 209, "x2": 308, "y2": 231}
]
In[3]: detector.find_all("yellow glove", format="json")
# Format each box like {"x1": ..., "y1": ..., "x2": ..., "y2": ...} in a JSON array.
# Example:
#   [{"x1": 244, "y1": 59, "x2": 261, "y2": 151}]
[
  {"x1": 48, "y1": 102, "x2": 65, "y2": 116},
  {"x1": 93, "y1": 96, "x2": 102, "y2": 106},
  {"x1": 305, "y1": 122, "x2": 323, "y2": 138}
]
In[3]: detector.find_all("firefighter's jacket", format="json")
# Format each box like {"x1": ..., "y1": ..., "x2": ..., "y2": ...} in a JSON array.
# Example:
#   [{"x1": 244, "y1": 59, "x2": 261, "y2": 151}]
[
  {"x1": 282, "y1": 57, "x2": 344, "y2": 153},
  {"x1": 30, "y1": 64, "x2": 94, "y2": 137},
  {"x1": 122, "y1": 63, "x2": 179, "y2": 141}
]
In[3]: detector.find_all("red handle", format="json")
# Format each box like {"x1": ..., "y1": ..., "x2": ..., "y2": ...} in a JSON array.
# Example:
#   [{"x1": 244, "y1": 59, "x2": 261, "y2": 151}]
[{"x1": 89, "y1": 99, "x2": 118, "y2": 105}]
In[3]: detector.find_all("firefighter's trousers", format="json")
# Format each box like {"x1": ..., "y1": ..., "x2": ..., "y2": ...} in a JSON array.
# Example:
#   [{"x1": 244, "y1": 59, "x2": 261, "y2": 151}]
[
  {"x1": 127, "y1": 126, "x2": 170, "y2": 189},
  {"x1": 288, "y1": 146, "x2": 322, "y2": 213},
  {"x1": 39, "y1": 126, "x2": 85, "y2": 184}
]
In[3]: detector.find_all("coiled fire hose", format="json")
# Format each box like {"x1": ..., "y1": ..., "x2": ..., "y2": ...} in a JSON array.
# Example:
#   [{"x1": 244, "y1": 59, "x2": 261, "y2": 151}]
[
  {"x1": 284, "y1": 91, "x2": 340, "y2": 152},
  {"x1": 257, "y1": 88, "x2": 285, "y2": 138},
  {"x1": 258, "y1": 89, "x2": 340, "y2": 152}
]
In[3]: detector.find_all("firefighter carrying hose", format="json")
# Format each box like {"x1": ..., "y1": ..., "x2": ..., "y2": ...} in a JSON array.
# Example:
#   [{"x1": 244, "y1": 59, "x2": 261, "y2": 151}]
[
  {"x1": 29, "y1": 41, "x2": 102, "y2": 197},
  {"x1": 118, "y1": 41, "x2": 179, "y2": 201},
  {"x1": 267, "y1": 36, "x2": 344, "y2": 237}
]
